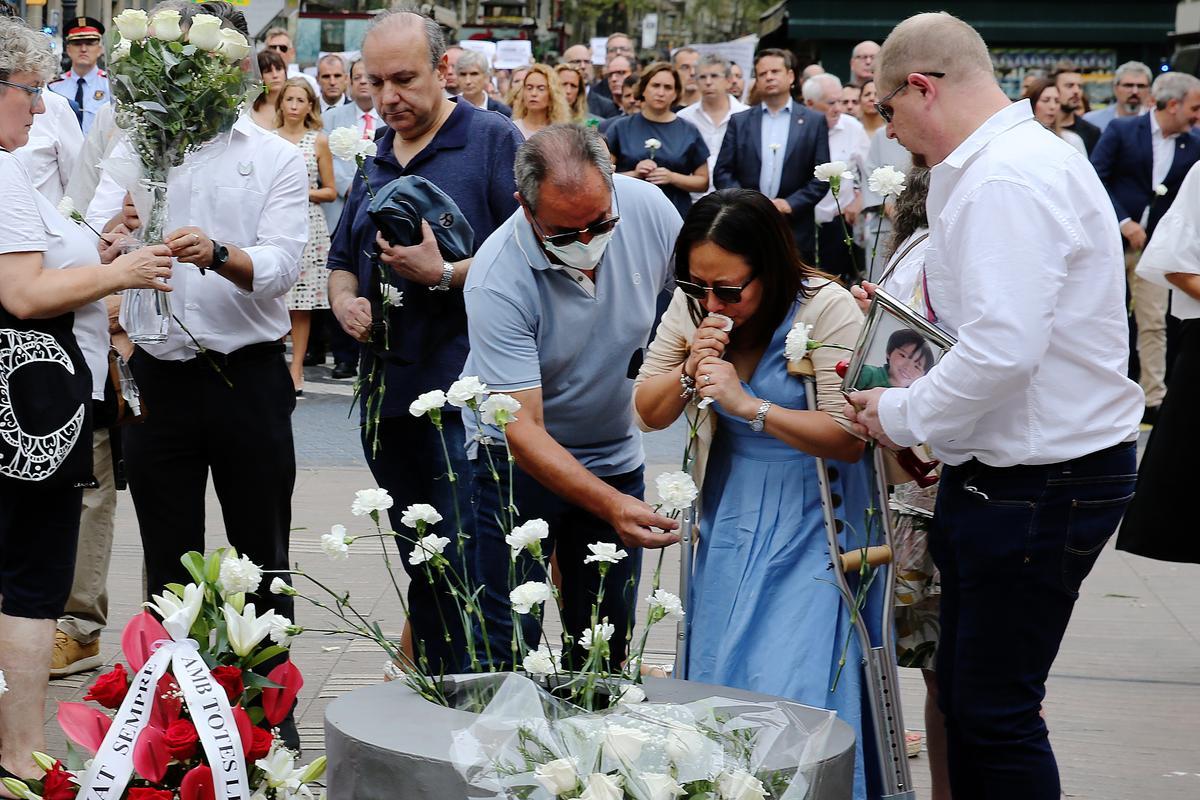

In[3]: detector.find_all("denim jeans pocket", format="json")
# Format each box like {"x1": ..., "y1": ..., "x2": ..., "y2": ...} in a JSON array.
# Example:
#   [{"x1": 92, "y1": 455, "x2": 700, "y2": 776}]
[{"x1": 1062, "y1": 484, "x2": 1136, "y2": 593}]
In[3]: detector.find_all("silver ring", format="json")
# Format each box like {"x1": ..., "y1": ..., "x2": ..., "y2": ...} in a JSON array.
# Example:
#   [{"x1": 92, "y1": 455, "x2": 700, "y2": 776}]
[
  {"x1": 702, "y1": 374, "x2": 712, "y2": 384},
  {"x1": 192, "y1": 234, "x2": 199, "y2": 244}
]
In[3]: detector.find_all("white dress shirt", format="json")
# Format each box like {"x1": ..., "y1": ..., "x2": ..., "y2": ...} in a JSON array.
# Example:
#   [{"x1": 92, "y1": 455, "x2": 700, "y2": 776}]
[
  {"x1": 815, "y1": 112, "x2": 870, "y2": 224},
  {"x1": 88, "y1": 115, "x2": 309, "y2": 362},
  {"x1": 14, "y1": 91, "x2": 84, "y2": 205},
  {"x1": 759, "y1": 100, "x2": 793, "y2": 198},
  {"x1": 677, "y1": 94, "x2": 748, "y2": 198},
  {"x1": 1137, "y1": 159, "x2": 1200, "y2": 319},
  {"x1": 1134, "y1": 111, "x2": 1179, "y2": 227},
  {"x1": 877, "y1": 101, "x2": 1143, "y2": 467}
]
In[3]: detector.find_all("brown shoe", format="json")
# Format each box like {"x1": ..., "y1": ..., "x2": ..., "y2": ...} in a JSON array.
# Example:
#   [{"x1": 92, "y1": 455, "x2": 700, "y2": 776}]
[{"x1": 49, "y1": 631, "x2": 102, "y2": 678}]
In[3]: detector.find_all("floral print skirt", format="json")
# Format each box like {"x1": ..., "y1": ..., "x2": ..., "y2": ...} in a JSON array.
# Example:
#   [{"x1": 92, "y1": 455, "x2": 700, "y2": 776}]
[{"x1": 892, "y1": 481, "x2": 941, "y2": 670}]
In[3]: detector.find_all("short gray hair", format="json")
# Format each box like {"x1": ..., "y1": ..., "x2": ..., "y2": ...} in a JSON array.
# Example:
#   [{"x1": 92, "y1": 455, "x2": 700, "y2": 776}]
[
  {"x1": 1153, "y1": 71, "x2": 1200, "y2": 108},
  {"x1": 699, "y1": 53, "x2": 731, "y2": 78},
  {"x1": 0, "y1": 17, "x2": 58, "y2": 82},
  {"x1": 456, "y1": 49, "x2": 489, "y2": 75},
  {"x1": 514, "y1": 124, "x2": 613, "y2": 212},
  {"x1": 365, "y1": 7, "x2": 445, "y2": 72},
  {"x1": 1114, "y1": 60, "x2": 1152, "y2": 86},
  {"x1": 264, "y1": 26, "x2": 289, "y2": 41},
  {"x1": 318, "y1": 53, "x2": 347, "y2": 71},
  {"x1": 801, "y1": 73, "x2": 841, "y2": 103}
]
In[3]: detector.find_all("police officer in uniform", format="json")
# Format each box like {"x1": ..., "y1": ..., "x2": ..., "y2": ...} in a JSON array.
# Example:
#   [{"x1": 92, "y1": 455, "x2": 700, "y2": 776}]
[{"x1": 48, "y1": 17, "x2": 109, "y2": 135}]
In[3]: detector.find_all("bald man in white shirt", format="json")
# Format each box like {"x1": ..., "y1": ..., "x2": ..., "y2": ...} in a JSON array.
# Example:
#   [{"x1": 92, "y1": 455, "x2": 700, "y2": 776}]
[{"x1": 846, "y1": 13, "x2": 1142, "y2": 798}]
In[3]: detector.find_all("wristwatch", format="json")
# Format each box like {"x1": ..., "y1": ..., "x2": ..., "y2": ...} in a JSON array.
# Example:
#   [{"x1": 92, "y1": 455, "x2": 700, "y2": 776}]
[
  {"x1": 748, "y1": 400, "x2": 772, "y2": 432},
  {"x1": 429, "y1": 261, "x2": 454, "y2": 291},
  {"x1": 209, "y1": 240, "x2": 230, "y2": 272}
]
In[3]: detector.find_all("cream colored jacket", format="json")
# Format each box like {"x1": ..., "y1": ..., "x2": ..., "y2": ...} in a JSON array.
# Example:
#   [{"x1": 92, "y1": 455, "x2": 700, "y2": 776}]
[{"x1": 633, "y1": 279, "x2": 866, "y2": 493}]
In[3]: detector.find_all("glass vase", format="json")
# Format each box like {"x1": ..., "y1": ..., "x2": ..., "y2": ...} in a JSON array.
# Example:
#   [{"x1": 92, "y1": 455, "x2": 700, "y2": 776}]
[{"x1": 124, "y1": 177, "x2": 172, "y2": 345}]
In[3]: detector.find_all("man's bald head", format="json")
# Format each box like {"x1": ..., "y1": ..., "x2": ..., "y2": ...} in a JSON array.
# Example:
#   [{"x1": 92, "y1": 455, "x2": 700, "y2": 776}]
[
  {"x1": 363, "y1": 8, "x2": 445, "y2": 71},
  {"x1": 876, "y1": 12, "x2": 993, "y2": 94}
]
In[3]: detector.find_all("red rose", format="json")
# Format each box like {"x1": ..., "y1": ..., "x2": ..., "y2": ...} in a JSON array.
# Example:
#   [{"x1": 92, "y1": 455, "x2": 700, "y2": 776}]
[
  {"x1": 210, "y1": 665, "x2": 244, "y2": 703},
  {"x1": 40, "y1": 765, "x2": 78, "y2": 800},
  {"x1": 83, "y1": 663, "x2": 130, "y2": 710},
  {"x1": 127, "y1": 789, "x2": 174, "y2": 800},
  {"x1": 247, "y1": 726, "x2": 273, "y2": 761},
  {"x1": 164, "y1": 719, "x2": 200, "y2": 761}
]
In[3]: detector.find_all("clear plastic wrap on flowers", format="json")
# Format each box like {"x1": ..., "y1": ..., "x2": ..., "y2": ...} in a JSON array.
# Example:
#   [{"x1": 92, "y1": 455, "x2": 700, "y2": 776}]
[{"x1": 449, "y1": 674, "x2": 836, "y2": 800}]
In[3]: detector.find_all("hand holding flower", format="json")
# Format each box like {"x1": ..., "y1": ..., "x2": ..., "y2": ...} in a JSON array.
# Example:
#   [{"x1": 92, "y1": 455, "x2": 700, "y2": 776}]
[
  {"x1": 695, "y1": 355, "x2": 755, "y2": 417},
  {"x1": 633, "y1": 159, "x2": 657, "y2": 179},
  {"x1": 685, "y1": 316, "x2": 730, "y2": 377},
  {"x1": 646, "y1": 166, "x2": 674, "y2": 186}
]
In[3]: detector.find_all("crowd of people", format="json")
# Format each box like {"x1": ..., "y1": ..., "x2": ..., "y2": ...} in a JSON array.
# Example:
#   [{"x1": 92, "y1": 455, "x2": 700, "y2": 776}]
[{"x1": 1, "y1": 1, "x2": 1197, "y2": 798}]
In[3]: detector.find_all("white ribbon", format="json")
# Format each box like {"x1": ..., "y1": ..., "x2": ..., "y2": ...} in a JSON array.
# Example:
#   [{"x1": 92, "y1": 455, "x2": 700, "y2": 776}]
[{"x1": 79, "y1": 638, "x2": 249, "y2": 800}]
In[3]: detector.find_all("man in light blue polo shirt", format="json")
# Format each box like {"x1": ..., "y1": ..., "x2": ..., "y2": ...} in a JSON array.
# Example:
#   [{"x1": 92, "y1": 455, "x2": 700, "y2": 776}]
[{"x1": 463, "y1": 124, "x2": 682, "y2": 670}]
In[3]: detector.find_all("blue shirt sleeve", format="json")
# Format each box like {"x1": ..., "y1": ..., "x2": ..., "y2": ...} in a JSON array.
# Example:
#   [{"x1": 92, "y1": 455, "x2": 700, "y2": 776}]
[
  {"x1": 327, "y1": 178, "x2": 362, "y2": 274},
  {"x1": 464, "y1": 284, "x2": 543, "y2": 392},
  {"x1": 486, "y1": 124, "x2": 522, "y2": 231}
]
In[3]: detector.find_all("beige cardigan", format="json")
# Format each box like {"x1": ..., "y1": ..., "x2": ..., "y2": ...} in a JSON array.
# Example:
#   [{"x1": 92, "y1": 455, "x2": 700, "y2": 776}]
[{"x1": 633, "y1": 279, "x2": 866, "y2": 493}]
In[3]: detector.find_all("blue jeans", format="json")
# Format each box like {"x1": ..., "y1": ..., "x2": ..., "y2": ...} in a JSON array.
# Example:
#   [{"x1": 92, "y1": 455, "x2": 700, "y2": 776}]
[
  {"x1": 471, "y1": 445, "x2": 643, "y2": 671},
  {"x1": 930, "y1": 442, "x2": 1136, "y2": 798},
  {"x1": 363, "y1": 411, "x2": 475, "y2": 674}
]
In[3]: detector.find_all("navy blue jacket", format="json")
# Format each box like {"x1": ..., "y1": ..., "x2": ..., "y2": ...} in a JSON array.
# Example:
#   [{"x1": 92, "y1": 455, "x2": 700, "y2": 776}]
[
  {"x1": 713, "y1": 103, "x2": 830, "y2": 254},
  {"x1": 486, "y1": 97, "x2": 513, "y2": 118},
  {"x1": 1090, "y1": 112, "x2": 1200, "y2": 239}
]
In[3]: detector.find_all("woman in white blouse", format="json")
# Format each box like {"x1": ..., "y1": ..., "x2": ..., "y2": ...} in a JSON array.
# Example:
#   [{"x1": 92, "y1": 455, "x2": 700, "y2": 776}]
[{"x1": 0, "y1": 17, "x2": 170, "y2": 791}]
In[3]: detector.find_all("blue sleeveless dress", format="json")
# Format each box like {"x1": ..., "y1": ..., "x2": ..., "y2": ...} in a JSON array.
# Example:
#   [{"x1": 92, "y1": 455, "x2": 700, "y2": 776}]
[{"x1": 687, "y1": 297, "x2": 881, "y2": 800}]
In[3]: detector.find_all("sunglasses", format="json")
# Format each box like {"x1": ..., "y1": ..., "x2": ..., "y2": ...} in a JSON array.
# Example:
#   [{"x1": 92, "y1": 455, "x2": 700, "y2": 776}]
[
  {"x1": 267, "y1": 43, "x2": 291, "y2": 54},
  {"x1": 0, "y1": 78, "x2": 43, "y2": 107},
  {"x1": 874, "y1": 71, "x2": 945, "y2": 123},
  {"x1": 677, "y1": 274, "x2": 757, "y2": 304}
]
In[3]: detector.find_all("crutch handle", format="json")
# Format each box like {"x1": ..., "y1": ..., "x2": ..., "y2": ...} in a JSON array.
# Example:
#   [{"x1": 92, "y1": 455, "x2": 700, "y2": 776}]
[{"x1": 839, "y1": 545, "x2": 893, "y2": 573}]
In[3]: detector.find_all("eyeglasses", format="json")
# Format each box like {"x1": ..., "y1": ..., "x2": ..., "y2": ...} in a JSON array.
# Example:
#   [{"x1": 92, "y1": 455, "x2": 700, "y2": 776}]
[
  {"x1": 676, "y1": 274, "x2": 757, "y2": 304},
  {"x1": 1117, "y1": 82, "x2": 1149, "y2": 90},
  {"x1": 267, "y1": 43, "x2": 291, "y2": 54},
  {"x1": 0, "y1": 78, "x2": 44, "y2": 106},
  {"x1": 874, "y1": 71, "x2": 945, "y2": 123}
]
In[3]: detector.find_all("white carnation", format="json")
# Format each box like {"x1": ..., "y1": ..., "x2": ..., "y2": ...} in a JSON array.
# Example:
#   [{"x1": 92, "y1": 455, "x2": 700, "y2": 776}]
[
  {"x1": 784, "y1": 322, "x2": 813, "y2": 361},
  {"x1": 408, "y1": 534, "x2": 450, "y2": 566},
  {"x1": 655, "y1": 471, "x2": 698, "y2": 512},
  {"x1": 647, "y1": 589, "x2": 685, "y2": 621},
  {"x1": 356, "y1": 138, "x2": 377, "y2": 159},
  {"x1": 351, "y1": 487, "x2": 393, "y2": 517},
  {"x1": 56, "y1": 195, "x2": 77, "y2": 218},
  {"x1": 218, "y1": 553, "x2": 263, "y2": 596},
  {"x1": 583, "y1": 542, "x2": 627, "y2": 565},
  {"x1": 509, "y1": 581, "x2": 552, "y2": 614},
  {"x1": 813, "y1": 160, "x2": 852, "y2": 182},
  {"x1": 399, "y1": 503, "x2": 443, "y2": 529},
  {"x1": 408, "y1": 389, "x2": 446, "y2": 417},
  {"x1": 1154, "y1": 183, "x2": 1169, "y2": 197},
  {"x1": 267, "y1": 613, "x2": 300, "y2": 647},
  {"x1": 320, "y1": 525, "x2": 350, "y2": 560},
  {"x1": 328, "y1": 126, "x2": 363, "y2": 161},
  {"x1": 615, "y1": 683, "x2": 646, "y2": 705},
  {"x1": 867, "y1": 165, "x2": 907, "y2": 198},
  {"x1": 446, "y1": 376, "x2": 488, "y2": 409},
  {"x1": 269, "y1": 577, "x2": 297, "y2": 596},
  {"x1": 480, "y1": 393, "x2": 521, "y2": 427},
  {"x1": 644, "y1": 137, "x2": 662, "y2": 150},
  {"x1": 505, "y1": 518, "x2": 549, "y2": 558},
  {"x1": 579, "y1": 620, "x2": 614, "y2": 650},
  {"x1": 522, "y1": 646, "x2": 559, "y2": 676}
]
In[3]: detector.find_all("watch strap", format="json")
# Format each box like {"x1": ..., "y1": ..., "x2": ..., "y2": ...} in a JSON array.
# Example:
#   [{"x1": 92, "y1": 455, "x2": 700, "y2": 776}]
[
  {"x1": 749, "y1": 399, "x2": 772, "y2": 432},
  {"x1": 429, "y1": 261, "x2": 454, "y2": 291}
]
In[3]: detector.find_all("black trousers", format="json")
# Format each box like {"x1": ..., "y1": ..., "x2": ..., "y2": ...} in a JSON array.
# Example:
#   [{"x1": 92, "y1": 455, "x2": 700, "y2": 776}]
[
  {"x1": 122, "y1": 345, "x2": 296, "y2": 621},
  {"x1": 817, "y1": 216, "x2": 864, "y2": 284}
]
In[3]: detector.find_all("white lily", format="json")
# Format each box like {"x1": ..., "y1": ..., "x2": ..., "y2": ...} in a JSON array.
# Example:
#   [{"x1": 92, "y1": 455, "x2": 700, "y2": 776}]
[
  {"x1": 223, "y1": 603, "x2": 276, "y2": 657},
  {"x1": 145, "y1": 583, "x2": 204, "y2": 640}
]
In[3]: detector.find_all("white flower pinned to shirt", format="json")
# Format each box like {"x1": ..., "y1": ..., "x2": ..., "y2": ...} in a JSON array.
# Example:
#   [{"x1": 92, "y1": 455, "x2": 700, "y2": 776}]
[
  {"x1": 583, "y1": 542, "x2": 628, "y2": 565},
  {"x1": 351, "y1": 487, "x2": 394, "y2": 517},
  {"x1": 1154, "y1": 183, "x2": 1169, "y2": 197},
  {"x1": 509, "y1": 581, "x2": 553, "y2": 614},
  {"x1": 868, "y1": 165, "x2": 907, "y2": 198},
  {"x1": 400, "y1": 503, "x2": 443, "y2": 529},
  {"x1": 647, "y1": 588, "x2": 685, "y2": 622},
  {"x1": 408, "y1": 533, "x2": 451, "y2": 566},
  {"x1": 218, "y1": 553, "x2": 263, "y2": 596},
  {"x1": 768, "y1": 142, "x2": 782, "y2": 153},
  {"x1": 505, "y1": 518, "x2": 549, "y2": 558},
  {"x1": 447, "y1": 376, "x2": 488, "y2": 409},
  {"x1": 784, "y1": 322, "x2": 814, "y2": 361},
  {"x1": 655, "y1": 471, "x2": 698, "y2": 512},
  {"x1": 329, "y1": 127, "x2": 363, "y2": 161},
  {"x1": 409, "y1": 389, "x2": 447, "y2": 418},
  {"x1": 522, "y1": 646, "x2": 560, "y2": 676},
  {"x1": 480, "y1": 393, "x2": 521, "y2": 427},
  {"x1": 321, "y1": 525, "x2": 351, "y2": 560}
]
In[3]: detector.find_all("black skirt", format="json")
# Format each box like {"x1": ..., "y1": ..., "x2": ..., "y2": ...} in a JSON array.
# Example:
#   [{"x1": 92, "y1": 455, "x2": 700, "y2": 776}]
[{"x1": 1116, "y1": 318, "x2": 1200, "y2": 563}]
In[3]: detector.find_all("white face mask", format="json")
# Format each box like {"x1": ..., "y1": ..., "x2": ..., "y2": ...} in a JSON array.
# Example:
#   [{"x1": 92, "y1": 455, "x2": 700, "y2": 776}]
[{"x1": 540, "y1": 228, "x2": 615, "y2": 271}]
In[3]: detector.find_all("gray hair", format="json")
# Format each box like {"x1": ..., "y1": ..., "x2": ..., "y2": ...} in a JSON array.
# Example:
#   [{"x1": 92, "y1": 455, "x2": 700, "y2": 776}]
[
  {"x1": 0, "y1": 17, "x2": 58, "y2": 82},
  {"x1": 318, "y1": 53, "x2": 347, "y2": 71},
  {"x1": 456, "y1": 49, "x2": 489, "y2": 75},
  {"x1": 263, "y1": 26, "x2": 289, "y2": 41},
  {"x1": 365, "y1": 7, "x2": 446, "y2": 72},
  {"x1": 1153, "y1": 71, "x2": 1200, "y2": 108},
  {"x1": 1114, "y1": 60, "x2": 1152, "y2": 86},
  {"x1": 801, "y1": 73, "x2": 841, "y2": 103},
  {"x1": 700, "y1": 53, "x2": 731, "y2": 78},
  {"x1": 514, "y1": 124, "x2": 613, "y2": 212}
]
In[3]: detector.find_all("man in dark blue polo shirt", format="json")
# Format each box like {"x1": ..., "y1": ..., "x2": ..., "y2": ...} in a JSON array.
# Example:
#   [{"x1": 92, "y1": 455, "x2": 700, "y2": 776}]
[{"x1": 327, "y1": 8, "x2": 521, "y2": 673}]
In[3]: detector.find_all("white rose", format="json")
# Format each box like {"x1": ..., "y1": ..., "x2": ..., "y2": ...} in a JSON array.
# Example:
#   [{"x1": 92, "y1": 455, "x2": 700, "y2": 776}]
[
  {"x1": 813, "y1": 160, "x2": 850, "y2": 182},
  {"x1": 480, "y1": 393, "x2": 521, "y2": 427},
  {"x1": 1155, "y1": 183, "x2": 1169, "y2": 197},
  {"x1": 867, "y1": 165, "x2": 907, "y2": 198},
  {"x1": 149, "y1": 8, "x2": 183, "y2": 42},
  {"x1": 509, "y1": 581, "x2": 552, "y2": 614},
  {"x1": 522, "y1": 646, "x2": 559, "y2": 676},
  {"x1": 615, "y1": 683, "x2": 646, "y2": 705},
  {"x1": 505, "y1": 518, "x2": 549, "y2": 558},
  {"x1": 114, "y1": 9, "x2": 149, "y2": 41},
  {"x1": 654, "y1": 471, "x2": 698, "y2": 512},
  {"x1": 642, "y1": 773, "x2": 686, "y2": 800},
  {"x1": 579, "y1": 772, "x2": 623, "y2": 800},
  {"x1": 111, "y1": 37, "x2": 132, "y2": 61},
  {"x1": 218, "y1": 553, "x2": 263, "y2": 596},
  {"x1": 328, "y1": 126, "x2": 362, "y2": 161},
  {"x1": 717, "y1": 770, "x2": 767, "y2": 800},
  {"x1": 783, "y1": 322, "x2": 813, "y2": 362},
  {"x1": 351, "y1": 487, "x2": 393, "y2": 517},
  {"x1": 186, "y1": 13, "x2": 223, "y2": 51},
  {"x1": 269, "y1": 577, "x2": 297, "y2": 596},
  {"x1": 583, "y1": 542, "x2": 627, "y2": 565},
  {"x1": 533, "y1": 758, "x2": 577, "y2": 796},
  {"x1": 579, "y1": 620, "x2": 614, "y2": 651},
  {"x1": 446, "y1": 376, "x2": 488, "y2": 409},
  {"x1": 602, "y1": 725, "x2": 651, "y2": 762},
  {"x1": 216, "y1": 29, "x2": 252, "y2": 63},
  {"x1": 408, "y1": 389, "x2": 446, "y2": 417},
  {"x1": 665, "y1": 727, "x2": 710, "y2": 763},
  {"x1": 399, "y1": 502, "x2": 443, "y2": 529},
  {"x1": 408, "y1": 533, "x2": 450, "y2": 566},
  {"x1": 647, "y1": 589, "x2": 685, "y2": 622},
  {"x1": 320, "y1": 525, "x2": 351, "y2": 560}
]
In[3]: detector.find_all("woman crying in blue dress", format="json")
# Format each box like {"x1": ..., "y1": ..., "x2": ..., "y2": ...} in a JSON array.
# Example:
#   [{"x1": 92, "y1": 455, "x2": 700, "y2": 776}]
[{"x1": 634, "y1": 188, "x2": 882, "y2": 799}]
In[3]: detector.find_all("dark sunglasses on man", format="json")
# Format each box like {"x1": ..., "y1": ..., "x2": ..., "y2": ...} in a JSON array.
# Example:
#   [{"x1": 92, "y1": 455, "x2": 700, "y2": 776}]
[
  {"x1": 676, "y1": 274, "x2": 757, "y2": 304},
  {"x1": 874, "y1": 71, "x2": 945, "y2": 123},
  {"x1": 267, "y1": 43, "x2": 290, "y2": 54}
]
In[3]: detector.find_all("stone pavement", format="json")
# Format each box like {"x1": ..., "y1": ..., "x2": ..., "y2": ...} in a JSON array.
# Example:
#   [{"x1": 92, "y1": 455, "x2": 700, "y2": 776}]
[{"x1": 42, "y1": 372, "x2": 1200, "y2": 798}]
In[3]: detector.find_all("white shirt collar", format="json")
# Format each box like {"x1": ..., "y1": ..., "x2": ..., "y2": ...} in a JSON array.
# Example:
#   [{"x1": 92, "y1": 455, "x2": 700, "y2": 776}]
[
  {"x1": 941, "y1": 101, "x2": 1034, "y2": 171},
  {"x1": 1149, "y1": 110, "x2": 1179, "y2": 141}
]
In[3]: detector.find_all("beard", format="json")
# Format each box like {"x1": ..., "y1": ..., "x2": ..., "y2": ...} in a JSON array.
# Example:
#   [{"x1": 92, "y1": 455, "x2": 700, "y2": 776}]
[{"x1": 1120, "y1": 100, "x2": 1142, "y2": 115}]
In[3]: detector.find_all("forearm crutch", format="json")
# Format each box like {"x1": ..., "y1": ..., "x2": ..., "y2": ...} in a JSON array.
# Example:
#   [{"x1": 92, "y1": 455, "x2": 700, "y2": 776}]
[
  {"x1": 804, "y1": 377, "x2": 915, "y2": 800},
  {"x1": 674, "y1": 502, "x2": 695, "y2": 678}
]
